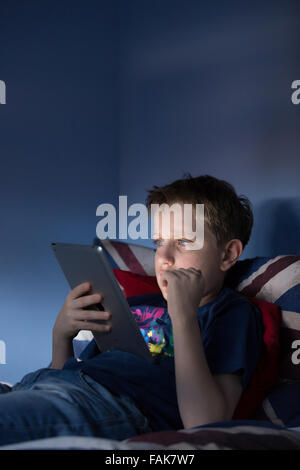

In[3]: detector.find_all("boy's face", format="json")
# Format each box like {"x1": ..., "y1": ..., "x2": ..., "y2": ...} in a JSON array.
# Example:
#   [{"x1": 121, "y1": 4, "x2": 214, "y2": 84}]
[{"x1": 153, "y1": 203, "x2": 225, "y2": 304}]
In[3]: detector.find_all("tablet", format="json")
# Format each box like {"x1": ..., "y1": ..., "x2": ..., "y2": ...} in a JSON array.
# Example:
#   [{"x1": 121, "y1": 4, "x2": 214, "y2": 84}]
[{"x1": 51, "y1": 242, "x2": 154, "y2": 363}]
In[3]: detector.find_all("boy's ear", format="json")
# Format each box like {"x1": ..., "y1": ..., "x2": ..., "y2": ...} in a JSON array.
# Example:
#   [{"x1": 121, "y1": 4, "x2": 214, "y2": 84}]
[{"x1": 219, "y1": 239, "x2": 243, "y2": 272}]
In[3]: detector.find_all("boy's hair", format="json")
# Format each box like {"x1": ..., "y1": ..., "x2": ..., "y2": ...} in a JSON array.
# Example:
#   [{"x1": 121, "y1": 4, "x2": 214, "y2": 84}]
[{"x1": 146, "y1": 174, "x2": 253, "y2": 249}]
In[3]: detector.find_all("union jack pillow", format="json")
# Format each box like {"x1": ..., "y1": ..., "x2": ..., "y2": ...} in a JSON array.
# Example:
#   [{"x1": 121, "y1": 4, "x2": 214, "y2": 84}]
[
  {"x1": 96, "y1": 239, "x2": 156, "y2": 276},
  {"x1": 226, "y1": 255, "x2": 300, "y2": 381}
]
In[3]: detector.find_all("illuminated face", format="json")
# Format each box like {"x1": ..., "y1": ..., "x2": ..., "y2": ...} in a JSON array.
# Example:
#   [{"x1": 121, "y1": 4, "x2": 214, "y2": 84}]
[{"x1": 152, "y1": 203, "x2": 225, "y2": 304}]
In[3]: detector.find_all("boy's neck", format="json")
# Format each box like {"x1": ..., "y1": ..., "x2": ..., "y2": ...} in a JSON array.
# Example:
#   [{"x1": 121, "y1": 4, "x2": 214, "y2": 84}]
[{"x1": 199, "y1": 285, "x2": 224, "y2": 307}]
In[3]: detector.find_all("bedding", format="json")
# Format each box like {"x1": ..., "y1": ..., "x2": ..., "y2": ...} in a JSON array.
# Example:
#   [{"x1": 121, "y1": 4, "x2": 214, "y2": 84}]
[
  {"x1": 252, "y1": 380, "x2": 300, "y2": 428},
  {"x1": 1, "y1": 421, "x2": 300, "y2": 450}
]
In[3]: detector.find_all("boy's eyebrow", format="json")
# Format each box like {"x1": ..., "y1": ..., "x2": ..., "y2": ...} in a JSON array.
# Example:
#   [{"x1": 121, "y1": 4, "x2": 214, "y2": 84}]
[{"x1": 152, "y1": 235, "x2": 196, "y2": 241}]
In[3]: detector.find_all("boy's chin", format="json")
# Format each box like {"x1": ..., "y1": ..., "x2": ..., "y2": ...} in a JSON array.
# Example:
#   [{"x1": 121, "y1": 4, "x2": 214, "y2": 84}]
[
  {"x1": 160, "y1": 289, "x2": 168, "y2": 300},
  {"x1": 157, "y1": 281, "x2": 168, "y2": 300}
]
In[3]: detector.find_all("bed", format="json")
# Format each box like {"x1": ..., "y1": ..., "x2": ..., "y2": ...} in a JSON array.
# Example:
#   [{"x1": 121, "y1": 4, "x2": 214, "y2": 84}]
[{"x1": 1, "y1": 240, "x2": 300, "y2": 450}]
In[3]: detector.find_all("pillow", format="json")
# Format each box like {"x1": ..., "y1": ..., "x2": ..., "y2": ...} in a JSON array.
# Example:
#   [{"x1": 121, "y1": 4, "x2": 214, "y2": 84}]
[
  {"x1": 232, "y1": 295, "x2": 281, "y2": 419},
  {"x1": 93, "y1": 237, "x2": 156, "y2": 276},
  {"x1": 113, "y1": 269, "x2": 160, "y2": 298},
  {"x1": 253, "y1": 381, "x2": 300, "y2": 428},
  {"x1": 226, "y1": 255, "x2": 300, "y2": 381}
]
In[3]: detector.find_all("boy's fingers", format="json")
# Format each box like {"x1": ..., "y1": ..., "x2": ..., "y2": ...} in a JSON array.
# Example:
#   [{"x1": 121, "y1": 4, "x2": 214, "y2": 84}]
[
  {"x1": 186, "y1": 267, "x2": 203, "y2": 277},
  {"x1": 73, "y1": 310, "x2": 111, "y2": 321},
  {"x1": 163, "y1": 270, "x2": 179, "y2": 278},
  {"x1": 73, "y1": 293, "x2": 103, "y2": 309},
  {"x1": 162, "y1": 270, "x2": 181, "y2": 284},
  {"x1": 176, "y1": 268, "x2": 190, "y2": 277},
  {"x1": 70, "y1": 282, "x2": 91, "y2": 299},
  {"x1": 174, "y1": 267, "x2": 202, "y2": 279},
  {"x1": 78, "y1": 321, "x2": 111, "y2": 333},
  {"x1": 188, "y1": 267, "x2": 202, "y2": 273}
]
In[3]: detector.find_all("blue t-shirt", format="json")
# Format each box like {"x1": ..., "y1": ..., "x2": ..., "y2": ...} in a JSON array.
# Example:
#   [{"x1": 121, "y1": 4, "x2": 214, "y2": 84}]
[{"x1": 63, "y1": 287, "x2": 263, "y2": 431}]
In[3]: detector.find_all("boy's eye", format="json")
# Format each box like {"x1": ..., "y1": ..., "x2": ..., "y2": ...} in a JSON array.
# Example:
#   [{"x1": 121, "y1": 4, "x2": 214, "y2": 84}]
[
  {"x1": 177, "y1": 239, "x2": 190, "y2": 247},
  {"x1": 153, "y1": 239, "x2": 192, "y2": 248}
]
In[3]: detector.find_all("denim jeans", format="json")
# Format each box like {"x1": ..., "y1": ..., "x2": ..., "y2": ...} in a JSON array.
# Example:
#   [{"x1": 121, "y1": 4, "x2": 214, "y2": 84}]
[{"x1": 0, "y1": 367, "x2": 153, "y2": 446}]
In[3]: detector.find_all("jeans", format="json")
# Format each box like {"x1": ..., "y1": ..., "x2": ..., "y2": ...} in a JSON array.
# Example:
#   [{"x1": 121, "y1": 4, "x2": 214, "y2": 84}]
[{"x1": 0, "y1": 367, "x2": 153, "y2": 446}]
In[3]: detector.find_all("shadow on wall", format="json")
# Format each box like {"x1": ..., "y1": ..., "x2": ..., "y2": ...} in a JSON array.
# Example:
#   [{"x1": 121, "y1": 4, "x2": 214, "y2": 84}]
[{"x1": 245, "y1": 198, "x2": 300, "y2": 259}]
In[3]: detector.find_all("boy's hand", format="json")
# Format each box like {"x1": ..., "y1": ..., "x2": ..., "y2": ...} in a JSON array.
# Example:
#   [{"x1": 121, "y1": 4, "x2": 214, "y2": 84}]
[
  {"x1": 53, "y1": 282, "x2": 112, "y2": 341},
  {"x1": 161, "y1": 268, "x2": 205, "y2": 322}
]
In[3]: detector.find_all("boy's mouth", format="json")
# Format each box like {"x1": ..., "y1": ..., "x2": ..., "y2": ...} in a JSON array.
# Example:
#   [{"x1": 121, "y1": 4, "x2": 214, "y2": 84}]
[{"x1": 159, "y1": 270, "x2": 171, "y2": 278}]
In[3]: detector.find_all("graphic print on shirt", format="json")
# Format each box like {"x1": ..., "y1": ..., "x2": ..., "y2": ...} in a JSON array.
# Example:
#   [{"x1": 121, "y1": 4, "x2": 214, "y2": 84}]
[{"x1": 131, "y1": 306, "x2": 174, "y2": 357}]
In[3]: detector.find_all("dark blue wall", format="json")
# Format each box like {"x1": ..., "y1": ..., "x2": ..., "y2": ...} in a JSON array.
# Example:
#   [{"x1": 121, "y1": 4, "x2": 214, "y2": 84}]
[
  {"x1": 118, "y1": 0, "x2": 300, "y2": 258},
  {"x1": 0, "y1": 1, "x2": 118, "y2": 383}
]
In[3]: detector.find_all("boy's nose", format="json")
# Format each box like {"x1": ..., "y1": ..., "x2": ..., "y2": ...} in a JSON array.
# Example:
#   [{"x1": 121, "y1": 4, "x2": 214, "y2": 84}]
[{"x1": 158, "y1": 245, "x2": 175, "y2": 265}]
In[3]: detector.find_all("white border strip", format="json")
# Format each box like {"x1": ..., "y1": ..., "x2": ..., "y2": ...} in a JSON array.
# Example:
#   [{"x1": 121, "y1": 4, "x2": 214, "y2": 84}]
[
  {"x1": 256, "y1": 261, "x2": 300, "y2": 303},
  {"x1": 101, "y1": 240, "x2": 129, "y2": 271},
  {"x1": 237, "y1": 256, "x2": 284, "y2": 291},
  {"x1": 130, "y1": 244, "x2": 156, "y2": 276},
  {"x1": 262, "y1": 399, "x2": 285, "y2": 427}
]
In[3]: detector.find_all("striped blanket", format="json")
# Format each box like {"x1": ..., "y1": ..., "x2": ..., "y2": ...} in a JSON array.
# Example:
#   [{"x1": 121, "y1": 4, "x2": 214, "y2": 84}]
[{"x1": 1, "y1": 421, "x2": 300, "y2": 449}]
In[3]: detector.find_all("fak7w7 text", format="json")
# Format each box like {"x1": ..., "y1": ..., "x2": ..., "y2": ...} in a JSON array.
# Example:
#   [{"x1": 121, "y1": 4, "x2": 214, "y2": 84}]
[
  {"x1": 0, "y1": 80, "x2": 6, "y2": 104},
  {"x1": 148, "y1": 454, "x2": 195, "y2": 465},
  {"x1": 291, "y1": 80, "x2": 300, "y2": 104}
]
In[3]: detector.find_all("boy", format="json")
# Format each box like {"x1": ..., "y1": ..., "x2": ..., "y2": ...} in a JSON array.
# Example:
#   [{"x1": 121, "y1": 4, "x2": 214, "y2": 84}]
[{"x1": 0, "y1": 174, "x2": 262, "y2": 446}]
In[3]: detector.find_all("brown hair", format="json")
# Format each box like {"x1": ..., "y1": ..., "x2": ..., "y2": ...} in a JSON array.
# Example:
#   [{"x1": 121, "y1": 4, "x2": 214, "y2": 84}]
[{"x1": 146, "y1": 174, "x2": 253, "y2": 248}]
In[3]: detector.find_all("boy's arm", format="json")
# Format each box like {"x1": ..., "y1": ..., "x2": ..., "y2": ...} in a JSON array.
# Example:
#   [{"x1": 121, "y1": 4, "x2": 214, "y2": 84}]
[
  {"x1": 172, "y1": 316, "x2": 243, "y2": 428},
  {"x1": 52, "y1": 335, "x2": 74, "y2": 370}
]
